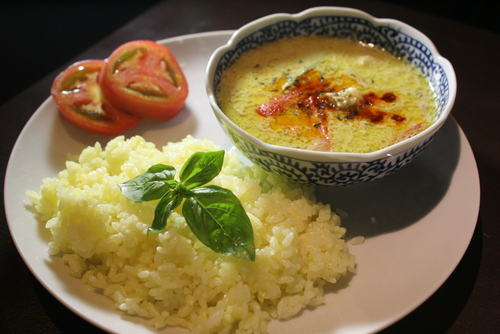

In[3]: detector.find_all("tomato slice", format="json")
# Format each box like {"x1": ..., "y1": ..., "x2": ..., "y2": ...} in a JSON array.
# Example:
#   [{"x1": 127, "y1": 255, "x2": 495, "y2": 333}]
[
  {"x1": 98, "y1": 40, "x2": 189, "y2": 120},
  {"x1": 51, "y1": 60, "x2": 142, "y2": 135}
]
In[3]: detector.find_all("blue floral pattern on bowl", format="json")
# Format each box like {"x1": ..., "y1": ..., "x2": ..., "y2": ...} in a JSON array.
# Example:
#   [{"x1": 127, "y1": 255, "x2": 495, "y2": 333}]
[
  {"x1": 220, "y1": 120, "x2": 437, "y2": 186},
  {"x1": 213, "y1": 15, "x2": 450, "y2": 117},
  {"x1": 207, "y1": 9, "x2": 455, "y2": 186}
]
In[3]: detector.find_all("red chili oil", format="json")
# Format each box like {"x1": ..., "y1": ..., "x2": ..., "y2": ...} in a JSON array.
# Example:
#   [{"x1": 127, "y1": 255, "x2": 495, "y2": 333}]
[{"x1": 256, "y1": 68, "x2": 403, "y2": 142}]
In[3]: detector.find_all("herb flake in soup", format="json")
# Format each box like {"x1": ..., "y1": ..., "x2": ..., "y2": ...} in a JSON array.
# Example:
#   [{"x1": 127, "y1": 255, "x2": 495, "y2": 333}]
[{"x1": 217, "y1": 36, "x2": 437, "y2": 153}]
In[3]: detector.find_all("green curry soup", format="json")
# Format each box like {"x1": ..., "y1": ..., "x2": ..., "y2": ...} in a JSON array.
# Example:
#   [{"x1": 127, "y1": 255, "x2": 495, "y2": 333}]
[{"x1": 217, "y1": 35, "x2": 437, "y2": 153}]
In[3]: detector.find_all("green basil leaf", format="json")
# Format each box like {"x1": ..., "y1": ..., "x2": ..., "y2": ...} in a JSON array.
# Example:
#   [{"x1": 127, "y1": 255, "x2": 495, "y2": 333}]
[
  {"x1": 182, "y1": 185, "x2": 255, "y2": 261},
  {"x1": 148, "y1": 190, "x2": 183, "y2": 235},
  {"x1": 179, "y1": 150, "x2": 225, "y2": 190},
  {"x1": 119, "y1": 164, "x2": 177, "y2": 203},
  {"x1": 118, "y1": 152, "x2": 255, "y2": 261}
]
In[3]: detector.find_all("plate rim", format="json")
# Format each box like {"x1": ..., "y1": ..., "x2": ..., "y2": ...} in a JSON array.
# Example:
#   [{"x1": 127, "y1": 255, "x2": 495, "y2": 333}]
[{"x1": 4, "y1": 30, "x2": 480, "y2": 334}]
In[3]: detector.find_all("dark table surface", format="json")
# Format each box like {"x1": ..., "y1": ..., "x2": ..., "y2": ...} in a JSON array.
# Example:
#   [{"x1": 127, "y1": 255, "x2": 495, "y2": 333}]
[{"x1": 1, "y1": 1, "x2": 499, "y2": 333}]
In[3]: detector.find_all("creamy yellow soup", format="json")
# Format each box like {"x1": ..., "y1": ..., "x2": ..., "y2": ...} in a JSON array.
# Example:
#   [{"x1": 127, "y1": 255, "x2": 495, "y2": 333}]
[{"x1": 217, "y1": 35, "x2": 437, "y2": 153}]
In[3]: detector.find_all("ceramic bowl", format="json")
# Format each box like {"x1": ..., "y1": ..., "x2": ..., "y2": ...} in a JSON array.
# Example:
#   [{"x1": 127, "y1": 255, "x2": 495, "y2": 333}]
[{"x1": 205, "y1": 6, "x2": 456, "y2": 186}]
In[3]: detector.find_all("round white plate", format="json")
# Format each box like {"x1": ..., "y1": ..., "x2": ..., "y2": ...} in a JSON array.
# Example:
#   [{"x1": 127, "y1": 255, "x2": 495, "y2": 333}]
[{"x1": 4, "y1": 31, "x2": 480, "y2": 334}]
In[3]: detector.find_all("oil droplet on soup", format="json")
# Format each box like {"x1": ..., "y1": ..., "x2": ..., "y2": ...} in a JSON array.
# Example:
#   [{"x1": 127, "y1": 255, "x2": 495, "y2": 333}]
[{"x1": 217, "y1": 36, "x2": 437, "y2": 153}]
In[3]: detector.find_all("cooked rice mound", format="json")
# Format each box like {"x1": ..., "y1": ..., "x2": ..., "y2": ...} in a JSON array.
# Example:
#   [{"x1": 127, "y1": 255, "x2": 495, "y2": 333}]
[{"x1": 27, "y1": 135, "x2": 356, "y2": 334}]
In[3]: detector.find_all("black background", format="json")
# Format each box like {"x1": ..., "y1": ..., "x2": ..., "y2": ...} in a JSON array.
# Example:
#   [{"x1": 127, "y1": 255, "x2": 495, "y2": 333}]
[
  {"x1": 1, "y1": 1, "x2": 499, "y2": 333},
  {"x1": 1, "y1": 0, "x2": 498, "y2": 106}
]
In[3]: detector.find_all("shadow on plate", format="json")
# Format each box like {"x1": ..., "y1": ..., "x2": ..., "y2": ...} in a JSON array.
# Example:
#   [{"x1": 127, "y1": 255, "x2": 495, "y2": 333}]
[
  {"x1": 379, "y1": 216, "x2": 482, "y2": 333},
  {"x1": 315, "y1": 116, "x2": 461, "y2": 239}
]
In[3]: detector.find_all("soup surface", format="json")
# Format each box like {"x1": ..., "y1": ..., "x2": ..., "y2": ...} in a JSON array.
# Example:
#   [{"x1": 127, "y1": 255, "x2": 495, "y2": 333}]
[{"x1": 217, "y1": 36, "x2": 437, "y2": 153}]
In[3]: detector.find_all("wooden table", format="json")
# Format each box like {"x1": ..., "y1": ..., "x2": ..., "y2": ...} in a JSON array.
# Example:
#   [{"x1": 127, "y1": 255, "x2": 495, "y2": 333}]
[{"x1": 1, "y1": 1, "x2": 498, "y2": 333}]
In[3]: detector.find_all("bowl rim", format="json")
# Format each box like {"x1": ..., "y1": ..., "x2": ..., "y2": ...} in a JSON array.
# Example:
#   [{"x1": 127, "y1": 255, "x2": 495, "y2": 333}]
[{"x1": 205, "y1": 6, "x2": 457, "y2": 163}]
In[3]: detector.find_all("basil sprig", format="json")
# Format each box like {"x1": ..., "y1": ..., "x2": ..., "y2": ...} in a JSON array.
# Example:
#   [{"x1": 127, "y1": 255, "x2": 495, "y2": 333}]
[{"x1": 118, "y1": 150, "x2": 255, "y2": 261}]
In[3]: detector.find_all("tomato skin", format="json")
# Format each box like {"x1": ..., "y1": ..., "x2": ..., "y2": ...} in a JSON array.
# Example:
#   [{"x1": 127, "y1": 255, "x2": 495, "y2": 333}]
[
  {"x1": 98, "y1": 40, "x2": 189, "y2": 120},
  {"x1": 51, "y1": 60, "x2": 142, "y2": 135}
]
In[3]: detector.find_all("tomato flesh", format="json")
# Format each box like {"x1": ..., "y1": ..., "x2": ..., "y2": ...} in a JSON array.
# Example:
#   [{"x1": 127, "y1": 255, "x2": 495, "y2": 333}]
[
  {"x1": 51, "y1": 60, "x2": 142, "y2": 135},
  {"x1": 99, "y1": 40, "x2": 189, "y2": 120}
]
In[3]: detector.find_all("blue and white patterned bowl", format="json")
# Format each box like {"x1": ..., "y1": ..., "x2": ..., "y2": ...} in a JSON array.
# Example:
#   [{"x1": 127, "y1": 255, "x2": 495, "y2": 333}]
[{"x1": 205, "y1": 7, "x2": 456, "y2": 186}]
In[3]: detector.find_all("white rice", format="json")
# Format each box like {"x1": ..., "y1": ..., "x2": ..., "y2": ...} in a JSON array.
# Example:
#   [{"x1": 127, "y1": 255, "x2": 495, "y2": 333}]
[
  {"x1": 27, "y1": 135, "x2": 356, "y2": 334},
  {"x1": 350, "y1": 236, "x2": 365, "y2": 245}
]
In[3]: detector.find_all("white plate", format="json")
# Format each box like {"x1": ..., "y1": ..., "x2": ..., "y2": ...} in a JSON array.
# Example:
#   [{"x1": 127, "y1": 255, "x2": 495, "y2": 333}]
[{"x1": 4, "y1": 31, "x2": 480, "y2": 334}]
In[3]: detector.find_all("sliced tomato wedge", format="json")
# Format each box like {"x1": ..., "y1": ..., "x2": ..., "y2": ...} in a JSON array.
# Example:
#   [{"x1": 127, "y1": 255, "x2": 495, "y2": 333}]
[
  {"x1": 51, "y1": 60, "x2": 142, "y2": 135},
  {"x1": 98, "y1": 40, "x2": 189, "y2": 120}
]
